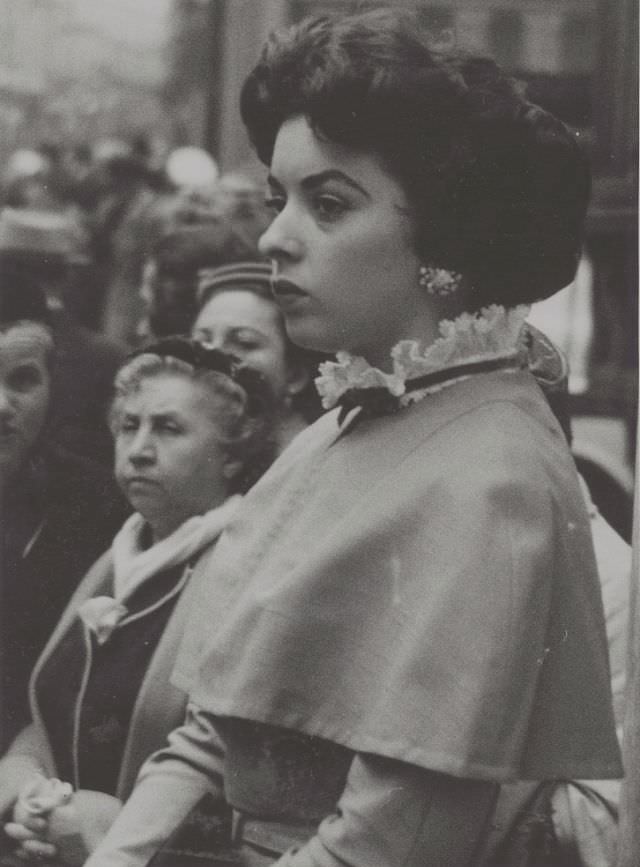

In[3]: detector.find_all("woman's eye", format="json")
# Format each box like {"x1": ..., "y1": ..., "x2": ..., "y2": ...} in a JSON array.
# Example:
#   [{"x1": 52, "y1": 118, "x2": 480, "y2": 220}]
[
  {"x1": 265, "y1": 195, "x2": 286, "y2": 214},
  {"x1": 232, "y1": 337, "x2": 259, "y2": 351},
  {"x1": 314, "y1": 194, "x2": 347, "y2": 220},
  {"x1": 159, "y1": 422, "x2": 181, "y2": 434}
]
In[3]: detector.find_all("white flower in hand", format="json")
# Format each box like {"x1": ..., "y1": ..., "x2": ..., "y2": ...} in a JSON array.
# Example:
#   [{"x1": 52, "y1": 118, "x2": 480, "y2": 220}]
[
  {"x1": 4, "y1": 775, "x2": 71, "y2": 861},
  {"x1": 15, "y1": 773, "x2": 73, "y2": 819}
]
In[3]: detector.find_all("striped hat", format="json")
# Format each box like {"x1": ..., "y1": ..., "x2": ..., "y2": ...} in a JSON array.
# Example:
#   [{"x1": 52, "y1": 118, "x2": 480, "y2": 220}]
[{"x1": 197, "y1": 261, "x2": 272, "y2": 305}]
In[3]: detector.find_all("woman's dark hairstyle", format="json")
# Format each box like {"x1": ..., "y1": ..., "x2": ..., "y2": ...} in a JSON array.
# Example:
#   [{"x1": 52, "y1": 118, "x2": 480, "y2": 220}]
[
  {"x1": 196, "y1": 261, "x2": 328, "y2": 422},
  {"x1": 112, "y1": 339, "x2": 278, "y2": 494},
  {"x1": 241, "y1": 8, "x2": 591, "y2": 308}
]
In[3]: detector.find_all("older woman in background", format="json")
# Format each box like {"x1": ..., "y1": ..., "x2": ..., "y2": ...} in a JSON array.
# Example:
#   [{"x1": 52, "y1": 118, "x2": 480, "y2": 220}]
[
  {"x1": 0, "y1": 339, "x2": 276, "y2": 865},
  {"x1": 0, "y1": 267, "x2": 126, "y2": 752}
]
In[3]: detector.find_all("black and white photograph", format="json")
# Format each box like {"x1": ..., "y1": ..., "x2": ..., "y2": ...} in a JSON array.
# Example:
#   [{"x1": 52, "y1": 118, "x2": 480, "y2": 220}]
[{"x1": 0, "y1": 2, "x2": 637, "y2": 865}]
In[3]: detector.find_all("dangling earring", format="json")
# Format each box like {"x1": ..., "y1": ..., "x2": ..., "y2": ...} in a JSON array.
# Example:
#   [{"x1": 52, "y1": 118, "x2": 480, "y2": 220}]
[{"x1": 418, "y1": 264, "x2": 461, "y2": 297}]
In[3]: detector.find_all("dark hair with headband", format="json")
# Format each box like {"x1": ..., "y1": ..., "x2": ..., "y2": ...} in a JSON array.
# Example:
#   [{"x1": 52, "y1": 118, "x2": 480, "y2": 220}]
[{"x1": 111, "y1": 338, "x2": 278, "y2": 494}]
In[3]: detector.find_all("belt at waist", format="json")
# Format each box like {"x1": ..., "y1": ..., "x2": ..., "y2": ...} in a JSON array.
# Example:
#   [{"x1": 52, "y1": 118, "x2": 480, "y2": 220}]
[{"x1": 232, "y1": 810, "x2": 317, "y2": 856}]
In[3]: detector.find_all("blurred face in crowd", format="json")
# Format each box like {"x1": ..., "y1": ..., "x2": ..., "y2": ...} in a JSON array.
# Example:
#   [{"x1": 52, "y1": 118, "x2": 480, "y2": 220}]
[
  {"x1": 0, "y1": 323, "x2": 51, "y2": 480},
  {"x1": 113, "y1": 372, "x2": 235, "y2": 541},
  {"x1": 192, "y1": 288, "x2": 307, "y2": 405},
  {"x1": 138, "y1": 258, "x2": 197, "y2": 340}
]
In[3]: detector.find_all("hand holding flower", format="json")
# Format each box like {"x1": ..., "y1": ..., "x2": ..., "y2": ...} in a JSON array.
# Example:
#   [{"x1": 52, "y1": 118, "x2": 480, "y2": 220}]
[{"x1": 4, "y1": 774, "x2": 72, "y2": 861}]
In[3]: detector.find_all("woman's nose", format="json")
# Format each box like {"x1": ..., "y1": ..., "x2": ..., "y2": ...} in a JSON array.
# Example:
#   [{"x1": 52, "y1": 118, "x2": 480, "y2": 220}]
[
  {"x1": 258, "y1": 209, "x2": 303, "y2": 262},
  {"x1": 128, "y1": 429, "x2": 155, "y2": 465}
]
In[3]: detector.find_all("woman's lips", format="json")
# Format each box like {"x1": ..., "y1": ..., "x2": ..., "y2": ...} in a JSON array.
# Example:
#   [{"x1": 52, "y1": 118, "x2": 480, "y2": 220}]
[
  {"x1": 270, "y1": 279, "x2": 309, "y2": 310},
  {"x1": 125, "y1": 476, "x2": 160, "y2": 489}
]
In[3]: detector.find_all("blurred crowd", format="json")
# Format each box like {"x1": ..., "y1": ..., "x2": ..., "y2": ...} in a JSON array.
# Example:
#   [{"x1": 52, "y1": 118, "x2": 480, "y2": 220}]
[
  {"x1": 1, "y1": 137, "x2": 270, "y2": 345},
  {"x1": 0, "y1": 132, "x2": 329, "y2": 764},
  {"x1": 0, "y1": 136, "x2": 276, "y2": 461}
]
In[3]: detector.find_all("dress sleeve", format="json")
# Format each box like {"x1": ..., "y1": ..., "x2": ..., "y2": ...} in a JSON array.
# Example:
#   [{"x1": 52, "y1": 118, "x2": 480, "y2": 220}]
[
  {"x1": 276, "y1": 753, "x2": 498, "y2": 867},
  {"x1": 550, "y1": 780, "x2": 620, "y2": 867},
  {"x1": 547, "y1": 487, "x2": 630, "y2": 867},
  {"x1": 84, "y1": 704, "x2": 224, "y2": 867}
]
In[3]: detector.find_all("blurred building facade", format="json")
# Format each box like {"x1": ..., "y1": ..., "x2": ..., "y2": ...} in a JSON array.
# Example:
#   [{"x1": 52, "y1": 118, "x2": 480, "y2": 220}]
[{"x1": 0, "y1": 0, "x2": 170, "y2": 163}]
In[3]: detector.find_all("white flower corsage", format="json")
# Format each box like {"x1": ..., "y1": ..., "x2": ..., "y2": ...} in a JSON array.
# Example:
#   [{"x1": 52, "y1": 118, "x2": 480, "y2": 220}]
[{"x1": 17, "y1": 773, "x2": 73, "y2": 818}]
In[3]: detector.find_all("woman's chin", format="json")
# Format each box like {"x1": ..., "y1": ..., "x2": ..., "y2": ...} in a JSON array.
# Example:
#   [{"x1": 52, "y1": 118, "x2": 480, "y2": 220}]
[
  {"x1": 125, "y1": 488, "x2": 163, "y2": 520},
  {"x1": 282, "y1": 319, "x2": 341, "y2": 355}
]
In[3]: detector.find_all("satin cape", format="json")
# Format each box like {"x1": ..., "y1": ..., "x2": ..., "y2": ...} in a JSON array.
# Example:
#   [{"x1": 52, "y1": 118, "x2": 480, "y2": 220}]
[{"x1": 174, "y1": 369, "x2": 622, "y2": 782}]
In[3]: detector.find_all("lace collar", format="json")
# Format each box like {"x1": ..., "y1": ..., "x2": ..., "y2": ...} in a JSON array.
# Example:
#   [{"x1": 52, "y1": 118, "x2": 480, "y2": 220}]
[{"x1": 315, "y1": 304, "x2": 530, "y2": 415}]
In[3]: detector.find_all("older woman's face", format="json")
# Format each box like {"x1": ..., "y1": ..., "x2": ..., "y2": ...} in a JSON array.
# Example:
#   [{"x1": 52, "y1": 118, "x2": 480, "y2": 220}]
[
  {"x1": 259, "y1": 116, "x2": 428, "y2": 368},
  {"x1": 113, "y1": 373, "x2": 232, "y2": 540},
  {"x1": 0, "y1": 324, "x2": 50, "y2": 479},
  {"x1": 193, "y1": 289, "x2": 300, "y2": 402}
]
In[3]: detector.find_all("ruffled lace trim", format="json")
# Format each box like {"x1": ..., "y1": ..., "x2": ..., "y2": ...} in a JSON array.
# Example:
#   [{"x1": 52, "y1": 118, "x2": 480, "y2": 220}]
[{"x1": 315, "y1": 304, "x2": 530, "y2": 410}]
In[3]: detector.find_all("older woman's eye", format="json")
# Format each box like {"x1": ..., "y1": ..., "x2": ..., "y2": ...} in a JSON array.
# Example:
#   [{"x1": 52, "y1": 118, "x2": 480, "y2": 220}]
[
  {"x1": 159, "y1": 420, "x2": 182, "y2": 434},
  {"x1": 232, "y1": 336, "x2": 260, "y2": 351}
]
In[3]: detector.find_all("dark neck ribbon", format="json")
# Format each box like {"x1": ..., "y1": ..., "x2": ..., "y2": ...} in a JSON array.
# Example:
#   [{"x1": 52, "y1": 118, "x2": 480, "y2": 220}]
[{"x1": 336, "y1": 355, "x2": 524, "y2": 426}]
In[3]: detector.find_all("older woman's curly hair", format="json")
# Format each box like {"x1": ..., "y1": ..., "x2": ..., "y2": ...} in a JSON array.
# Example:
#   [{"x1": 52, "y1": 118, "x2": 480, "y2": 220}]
[
  {"x1": 241, "y1": 8, "x2": 590, "y2": 309},
  {"x1": 110, "y1": 340, "x2": 277, "y2": 494}
]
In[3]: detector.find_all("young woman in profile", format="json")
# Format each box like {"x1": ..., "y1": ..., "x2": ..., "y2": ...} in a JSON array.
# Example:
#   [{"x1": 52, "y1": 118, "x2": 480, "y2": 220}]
[{"x1": 83, "y1": 9, "x2": 621, "y2": 866}]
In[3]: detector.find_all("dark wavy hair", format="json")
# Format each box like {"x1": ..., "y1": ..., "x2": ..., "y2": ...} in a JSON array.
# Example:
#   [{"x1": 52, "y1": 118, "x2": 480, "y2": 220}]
[{"x1": 240, "y1": 8, "x2": 590, "y2": 309}]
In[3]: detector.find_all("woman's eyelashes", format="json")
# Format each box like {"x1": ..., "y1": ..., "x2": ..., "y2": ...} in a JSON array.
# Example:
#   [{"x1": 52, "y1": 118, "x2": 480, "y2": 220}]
[
  {"x1": 118, "y1": 416, "x2": 183, "y2": 436},
  {"x1": 313, "y1": 193, "x2": 348, "y2": 221},
  {"x1": 265, "y1": 189, "x2": 350, "y2": 223},
  {"x1": 195, "y1": 330, "x2": 261, "y2": 353}
]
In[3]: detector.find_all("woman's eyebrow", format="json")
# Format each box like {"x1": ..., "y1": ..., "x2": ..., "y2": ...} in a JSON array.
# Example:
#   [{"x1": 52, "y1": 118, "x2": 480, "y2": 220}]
[
  {"x1": 302, "y1": 169, "x2": 370, "y2": 198},
  {"x1": 267, "y1": 170, "x2": 370, "y2": 198},
  {"x1": 229, "y1": 327, "x2": 263, "y2": 337},
  {"x1": 149, "y1": 411, "x2": 182, "y2": 424}
]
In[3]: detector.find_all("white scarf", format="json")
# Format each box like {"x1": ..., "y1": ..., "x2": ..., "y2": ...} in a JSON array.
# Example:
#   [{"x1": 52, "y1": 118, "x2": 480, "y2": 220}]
[{"x1": 78, "y1": 495, "x2": 241, "y2": 644}]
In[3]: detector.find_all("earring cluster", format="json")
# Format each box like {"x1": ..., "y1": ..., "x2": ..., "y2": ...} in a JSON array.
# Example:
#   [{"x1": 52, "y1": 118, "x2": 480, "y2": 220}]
[{"x1": 418, "y1": 264, "x2": 462, "y2": 297}]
